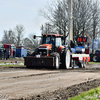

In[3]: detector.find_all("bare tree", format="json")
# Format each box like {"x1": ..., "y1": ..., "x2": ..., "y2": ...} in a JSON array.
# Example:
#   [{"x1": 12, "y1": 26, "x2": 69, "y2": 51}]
[
  {"x1": 40, "y1": 0, "x2": 100, "y2": 45},
  {"x1": 13, "y1": 24, "x2": 25, "y2": 46},
  {"x1": 91, "y1": 1, "x2": 100, "y2": 53},
  {"x1": 73, "y1": 0, "x2": 93, "y2": 38},
  {"x1": 2, "y1": 24, "x2": 25, "y2": 47},
  {"x1": 97, "y1": 39, "x2": 100, "y2": 49},
  {"x1": 39, "y1": 0, "x2": 69, "y2": 35},
  {"x1": 23, "y1": 33, "x2": 39, "y2": 49},
  {"x1": 2, "y1": 29, "x2": 15, "y2": 44},
  {"x1": 40, "y1": 23, "x2": 56, "y2": 34}
]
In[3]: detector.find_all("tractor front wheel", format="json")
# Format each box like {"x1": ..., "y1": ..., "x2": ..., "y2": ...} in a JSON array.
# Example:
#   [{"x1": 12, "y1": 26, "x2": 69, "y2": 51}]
[
  {"x1": 51, "y1": 52, "x2": 60, "y2": 69},
  {"x1": 55, "y1": 56, "x2": 59, "y2": 69}
]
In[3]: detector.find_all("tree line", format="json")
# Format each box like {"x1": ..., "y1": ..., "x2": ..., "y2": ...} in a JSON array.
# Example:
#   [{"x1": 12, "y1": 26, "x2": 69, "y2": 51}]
[
  {"x1": 1, "y1": 24, "x2": 39, "y2": 49},
  {"x1": 1, "y1": 0, "x2": 100, "y2": 50}
]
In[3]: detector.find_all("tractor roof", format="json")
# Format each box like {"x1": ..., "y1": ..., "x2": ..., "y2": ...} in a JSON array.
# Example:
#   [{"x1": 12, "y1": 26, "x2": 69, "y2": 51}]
[{"x1": 43, "y1": 34, "x2": 63, "y2": 37}]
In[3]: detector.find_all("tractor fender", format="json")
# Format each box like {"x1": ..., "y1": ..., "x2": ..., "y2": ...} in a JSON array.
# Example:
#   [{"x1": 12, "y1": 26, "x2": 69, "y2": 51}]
[{"x1": 57, "y1": 46, "x2": 64, "y2": 55}]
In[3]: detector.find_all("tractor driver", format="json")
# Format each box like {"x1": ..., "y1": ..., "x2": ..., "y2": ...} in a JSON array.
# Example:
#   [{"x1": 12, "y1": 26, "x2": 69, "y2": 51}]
[{"x1": 48, "y1": 39, "x2": 54, "y2": 46}]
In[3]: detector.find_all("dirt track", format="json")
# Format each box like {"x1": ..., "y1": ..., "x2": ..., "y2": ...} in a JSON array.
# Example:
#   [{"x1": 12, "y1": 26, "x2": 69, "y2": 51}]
[{"x1": 0, "y1": 63, "x2": 100, "y2": 100}]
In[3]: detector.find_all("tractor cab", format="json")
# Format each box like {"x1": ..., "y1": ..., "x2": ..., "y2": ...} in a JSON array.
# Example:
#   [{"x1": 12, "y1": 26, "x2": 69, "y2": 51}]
[
  {"x1": 42, "y1": 34, "x2": 63, "y2": 47},
  {"x1": 37, "y1": 34, "x2": 64, "y2": 56}
]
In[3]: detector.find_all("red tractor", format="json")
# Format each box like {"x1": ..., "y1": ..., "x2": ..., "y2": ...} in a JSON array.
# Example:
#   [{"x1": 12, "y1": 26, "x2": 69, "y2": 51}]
[{"x1": 24, "y1": 33, "x2": 71, "y2": 69}]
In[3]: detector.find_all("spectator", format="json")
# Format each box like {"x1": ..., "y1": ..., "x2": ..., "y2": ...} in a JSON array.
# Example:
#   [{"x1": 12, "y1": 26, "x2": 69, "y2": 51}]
[
  {"x1": 0, "y1": 49, "x2": 2, "y2": 60},
  {"x1": 3, "y1": 49, "x2": 7, "y2": 60},
  {"x1": 70, "y1": 41, "x2": 75, "y2": 48},
  {"x1": 7, "y1": 50, "x2": 10, "y2": 59},
  {"x1": 77, "y1": 42, "x2": 82, "y2": 46},
  {"x1": 13, "y1": 50, "x2": 15, "y2": 57}
]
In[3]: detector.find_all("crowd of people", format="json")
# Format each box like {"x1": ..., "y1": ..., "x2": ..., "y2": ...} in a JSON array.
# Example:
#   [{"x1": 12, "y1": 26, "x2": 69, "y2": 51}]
[{"x1": 0, "y1": 49, "x2": 10, "y2": 60}]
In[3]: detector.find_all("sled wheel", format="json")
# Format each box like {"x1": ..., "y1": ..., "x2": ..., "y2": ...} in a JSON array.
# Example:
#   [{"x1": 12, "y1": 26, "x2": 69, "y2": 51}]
[
  {"x1": 83, "y1": 58, "x2": 87, "y2": 68},
  {"x1": 70, "y1": 58, "x2": 74, "y2": 69},
  {"x1": 78, "y1": 60, "x2": 84, "y2": 68}
]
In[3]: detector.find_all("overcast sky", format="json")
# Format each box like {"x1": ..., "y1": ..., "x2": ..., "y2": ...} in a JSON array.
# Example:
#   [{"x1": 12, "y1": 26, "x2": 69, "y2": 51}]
[{"x1": 0, "y1": 0, "x2": 52, "y2": 40}]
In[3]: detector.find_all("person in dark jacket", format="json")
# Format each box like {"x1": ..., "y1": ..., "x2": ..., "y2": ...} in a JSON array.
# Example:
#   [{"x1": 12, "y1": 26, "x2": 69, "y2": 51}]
[
  {"x1": 3, "y1": 49, "x2": 7, "y2": 60},
  {"x1": 0, "y1": 49, "x2": 2, "y2": 60}
]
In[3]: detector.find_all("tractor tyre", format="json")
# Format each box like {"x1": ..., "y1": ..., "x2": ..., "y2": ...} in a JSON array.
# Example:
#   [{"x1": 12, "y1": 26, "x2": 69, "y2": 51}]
[
  {"x1": 26, "y1": 66, "x2": 31, "y2": 68},
  {"x1": 93, "y1": 55, "x2": 98, "y2": 62},
  {"x1": 71, "y1": 59, "x2": 74, "y2": 69},
  {"x1": 78, "y1": 60, "x2": 84, "y2": 68},
  {"x1": 83, "y1": 58, "x2": 87, "y2": 68},
  {"x1": 50, "y1": 52, "x2": 60, "y2": 69},
  {"x1": 62, "y1": 49, "x2": 71, "y2": 69},
  {"x1": 54, "y1": 56, "x2": 59, "y2": 69},
  {"x1": 70, "y1": 55, "x2": 74, "y2": 69}
]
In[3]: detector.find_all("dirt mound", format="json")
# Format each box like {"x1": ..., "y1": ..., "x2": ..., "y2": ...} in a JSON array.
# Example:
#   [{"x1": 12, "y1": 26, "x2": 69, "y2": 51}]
[{"x1": 12, "y1": 79, "x2": 100, "y2": 100}]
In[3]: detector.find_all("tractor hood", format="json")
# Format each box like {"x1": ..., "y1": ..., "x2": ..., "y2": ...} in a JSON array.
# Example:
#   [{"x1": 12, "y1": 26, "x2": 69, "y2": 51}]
[{"x1": 39, "y1": 44, "x2": 52, "y2": 50}]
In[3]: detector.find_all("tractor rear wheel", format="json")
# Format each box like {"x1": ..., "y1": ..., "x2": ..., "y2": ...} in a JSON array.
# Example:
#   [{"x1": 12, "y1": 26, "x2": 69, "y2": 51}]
[{"x1": 62, "y1": 49, "x2": 71, "y2": 69}]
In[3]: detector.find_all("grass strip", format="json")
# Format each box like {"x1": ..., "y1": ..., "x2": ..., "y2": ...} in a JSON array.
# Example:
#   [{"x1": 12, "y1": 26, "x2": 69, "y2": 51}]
[
  {"x1": 88, "y1": 62, "x2": 100, "y2": 64},
  {"x1": 69, "y1": 86, "x2": 100, "y2": 100},
  {"x1": 0, "y1": 64, "x2": 24, "y2": 67}
]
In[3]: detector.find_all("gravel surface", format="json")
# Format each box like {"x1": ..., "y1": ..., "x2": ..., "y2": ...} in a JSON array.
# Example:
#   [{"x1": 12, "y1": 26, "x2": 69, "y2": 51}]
[
  {"x1": 27, "y1": 79, "x2": 100, "y2": 100},
  {"x1": 0, "y1": 62, "x2": 100, "y2": 100}
]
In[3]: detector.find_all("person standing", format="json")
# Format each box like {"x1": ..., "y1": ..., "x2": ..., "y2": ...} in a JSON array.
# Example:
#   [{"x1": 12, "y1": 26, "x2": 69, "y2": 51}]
[
  {"x1": 7, "y1": 50, "x2": 9, "y2": 59},
  {"x1": 3, "y1": 49, "x2": 6, "y2": 60},
  {"x1": 0, "y1": 49, "x2": 2, "y2": 60}
]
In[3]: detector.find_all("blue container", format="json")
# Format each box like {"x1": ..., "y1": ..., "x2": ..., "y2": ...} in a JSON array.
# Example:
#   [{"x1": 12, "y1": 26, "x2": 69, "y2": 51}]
[
  {"x1": 16, "y1": 49, "x2": 27, "y2": 57},
  {"x1": 74, "y1": 46, "x2": 83, "y2": 53},
  {"x1": 21, "y1": 49, "x2": 27, "y2": 57}
]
